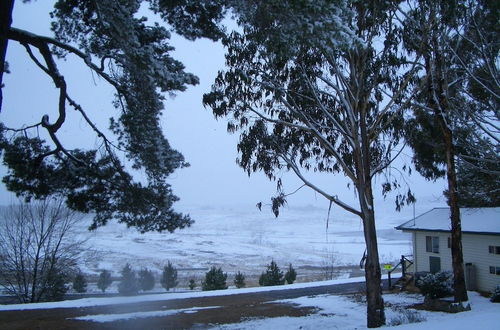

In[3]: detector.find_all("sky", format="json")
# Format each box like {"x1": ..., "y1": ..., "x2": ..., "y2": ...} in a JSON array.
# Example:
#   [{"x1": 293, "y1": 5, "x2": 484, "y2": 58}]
[{"x1": 0, "y1": 1, "x2": 449, "y2": 218}]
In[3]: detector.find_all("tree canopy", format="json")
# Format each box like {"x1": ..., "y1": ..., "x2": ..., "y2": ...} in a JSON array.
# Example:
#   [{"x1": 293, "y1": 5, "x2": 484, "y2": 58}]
[{"x1": 0, "y1": 0, "x2": 227, "y2": 232}]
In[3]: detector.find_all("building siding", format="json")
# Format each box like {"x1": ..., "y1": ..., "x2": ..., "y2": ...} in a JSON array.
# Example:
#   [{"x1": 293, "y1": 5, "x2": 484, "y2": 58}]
[{"x1": 410, "y1": 231, "x2": 500, "y2": 292}]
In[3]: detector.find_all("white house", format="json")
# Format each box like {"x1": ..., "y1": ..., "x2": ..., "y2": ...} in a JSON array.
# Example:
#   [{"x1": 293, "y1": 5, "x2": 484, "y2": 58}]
[{"x1": 396, "y1": 207, "x2": 500, "y2": 293}]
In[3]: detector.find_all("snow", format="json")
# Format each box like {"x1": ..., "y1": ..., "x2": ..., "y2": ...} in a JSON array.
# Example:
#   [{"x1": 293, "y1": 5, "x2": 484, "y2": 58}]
[
  {"x1": 73, "y1": 306, "x2": 219, "y2": 323},
  {"x1": 3, "y1": 275, "x2": 498, "y2": 329},
  {"x1": 215, "y1": 291, "x2": 500, "y2": 330},
  {"x1": 0, "y1": 275, "x2": 389, "y2": 311},
  {"x1": 396, "y1": 207, "x2": 500, "y2": 234},
  {"x1": 72, "y1": 203, "x2": 413, "y2": 288}
]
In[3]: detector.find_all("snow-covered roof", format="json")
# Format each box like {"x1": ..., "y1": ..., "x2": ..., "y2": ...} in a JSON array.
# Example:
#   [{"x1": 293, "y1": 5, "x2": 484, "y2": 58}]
[{"x1": 395, "y1": 207, "x2": 500, "y2": 235}]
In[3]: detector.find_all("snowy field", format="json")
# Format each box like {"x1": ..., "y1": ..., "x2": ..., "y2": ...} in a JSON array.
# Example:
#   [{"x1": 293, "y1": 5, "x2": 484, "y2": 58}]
[
  {"x1": 1, "y1": 276, "x2": 498, "y2": 329},
  {"x1": 74, "y1": 202, "x2": 419, "y2": 288}
]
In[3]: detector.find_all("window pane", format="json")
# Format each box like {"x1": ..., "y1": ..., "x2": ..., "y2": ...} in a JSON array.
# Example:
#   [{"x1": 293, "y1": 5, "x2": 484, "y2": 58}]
[
  {"x1": 497, "y1": 267, "x2": 500, "y2": 276},
  {"x1": 490, "y1": 266, "x2": 495, "y2": 274},
  {"x1": 432, "y1": 237, "x2": 439, "y2": 253},
  {"x1": 489, "y1": 246, "x2": 495, "y2": 254},
  {"x1": 426, "y1": 236, "x2": 432, "y2": 252},
  {"x1": 496, "y1": 246, "x2": 500, "y2": 254}
]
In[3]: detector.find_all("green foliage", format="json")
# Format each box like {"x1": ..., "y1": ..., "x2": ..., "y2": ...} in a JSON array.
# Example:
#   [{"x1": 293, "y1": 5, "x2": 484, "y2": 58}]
[
  {"x1": 491, "y1": 286, "x2": 500, "y2": 303},
  {"x1": 0, "y1": 0, "x2": 230, "y2": 233},
  {"x1": 118, "y1": 264, "x2": 139, "y2": 296},
  {"x1": 284, "y1": 263, "x2": 297, "y2": 284},
  {"x1": 72, "y1": 272, "x2": 87, "y2": 293},
  {"x1": 41, "y1": 266, "x2": 70, "y2": 302},
  {"x1": 161, "y1": 261, "x2": 178, "y2": 291},
  {"x1": 234, "y1": 271, "x2": 246, "y2": 288},
  {"x1": 188, "y1": 279, "x2": 196, "y2": 290},
  {"x1": 97, "y1": 269, "x2": 112, "y2": 293},
  {"x1": 138, "y1": 268, "x2": 155, "y2": 292},
  {"x1": 202, "y1": 266, "x2": 227, "y2": 291},
  {"x1": 416, "y1": 271, "x2": 454, "y2": 299},
  {"x1": 259, "y1": 261, "x2": 284, "y2": 286}
]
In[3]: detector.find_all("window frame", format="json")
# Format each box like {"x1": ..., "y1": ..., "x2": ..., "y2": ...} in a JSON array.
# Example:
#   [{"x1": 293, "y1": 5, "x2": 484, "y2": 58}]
[
  {"x1": 488, "y1": 246, "x2": 500, "y2": 255},
  {"x1": 489, "y1": 266, "x2": 500, "y2": 275},
  {"x1": 426, "y1": 236, "x2": 439, "y2": 253}
]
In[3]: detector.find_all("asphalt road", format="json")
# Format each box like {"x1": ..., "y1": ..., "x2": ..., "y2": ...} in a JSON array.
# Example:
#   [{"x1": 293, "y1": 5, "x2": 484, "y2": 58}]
[{"x1": 0, "y1": 279, "x2": 388, "y2": 329}]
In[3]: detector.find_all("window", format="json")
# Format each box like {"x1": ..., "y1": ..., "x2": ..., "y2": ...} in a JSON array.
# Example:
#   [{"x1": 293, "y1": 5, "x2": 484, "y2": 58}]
[
  {"x1": 489, "y1": 266, "x2": 500, "y2": 275},
  {"x1": 426, "y1": 236, "x2": 439, "y2": 253},
  {"x1": 488, "y1": 246, "x2": 500, "y2": 255}
]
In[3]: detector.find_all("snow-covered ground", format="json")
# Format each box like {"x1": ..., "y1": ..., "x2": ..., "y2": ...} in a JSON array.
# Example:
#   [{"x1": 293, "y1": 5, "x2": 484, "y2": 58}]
[
  {"x1": 1, "y1": 275, "x2": 498, "y2": 329},
  {"x1": 74, "y1": 202, "x2": 417, "y2": 287}
]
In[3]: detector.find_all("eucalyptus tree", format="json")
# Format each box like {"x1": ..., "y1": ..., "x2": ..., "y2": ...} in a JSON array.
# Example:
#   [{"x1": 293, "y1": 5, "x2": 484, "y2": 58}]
[
  {"x1": 0, "y1": 0, "x2": 226, "y2": 232},
  {"x1": 204, "y1": 1, "x2": 420, "y2": 327},
  {"x1": 402, "y1": 0, "x2": 498, "y2": 303}
]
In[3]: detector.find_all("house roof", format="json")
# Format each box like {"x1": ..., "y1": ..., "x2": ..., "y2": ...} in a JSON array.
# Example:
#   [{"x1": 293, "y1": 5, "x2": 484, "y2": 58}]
[{"x1": 395, "y1": 207, "x2": 500, "y2": 235}]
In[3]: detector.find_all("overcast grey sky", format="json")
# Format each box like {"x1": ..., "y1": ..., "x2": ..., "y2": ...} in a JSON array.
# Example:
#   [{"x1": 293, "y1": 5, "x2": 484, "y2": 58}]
[{"x1": 1, "y1": 1, "x2": 448, "y2": 218}]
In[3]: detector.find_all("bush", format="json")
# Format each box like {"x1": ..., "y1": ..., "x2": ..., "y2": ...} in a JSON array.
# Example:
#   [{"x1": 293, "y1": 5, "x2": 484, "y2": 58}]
[
  {"x1": 284, "y1": 263, "x2": 297, "y2": 284},
  {"x1": 161, "y1": 261, "x2": 178, "y2": 291},
  {"x1": 202, "y1": 266, "x2": 228, "y2": 291},
  {"x1": 73, "y1": 272, "x2": 87, "y2": 293},
  {"x1": 138, "y1": 268, "x2": 155, "y2": 291},
  {"x1": 259, "y1": 260, "x2": 284, "y2": 286},
  {"x1": 118, "y1": 264, "x2": 138, "y2": 296},
  {"x1": 416, "y1": 271, "x2": 454, "y2": 299},
  {"x1": 234, "y1": 271, "x2": 246, "y2": 288},
  {"x1": 388, "y1": 308, "x2": 426, "y2": 326},
  {"x1": 491, "y1": 285, "x2": 500, "y2": 303},
  {"x1": 42, "y1": 266, "x2": 69, "y2": 302},
  {"x1": 189, "y1": 279, "x2": 196, "y2": 290},
  {"x1": 97, "y1": 269, "x2": 112, "y2": 293}
]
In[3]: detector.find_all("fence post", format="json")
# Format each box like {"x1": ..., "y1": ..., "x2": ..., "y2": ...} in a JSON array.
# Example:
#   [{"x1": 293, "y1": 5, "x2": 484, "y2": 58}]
[{"x1": 401, "y1": 255, "x2": 405, "y2": 277}]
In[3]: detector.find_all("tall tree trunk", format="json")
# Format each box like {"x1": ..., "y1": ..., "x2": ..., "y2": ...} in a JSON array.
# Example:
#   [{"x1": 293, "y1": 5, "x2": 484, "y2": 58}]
[
  {"x1": 441, "y1": 124, "x2": 468, "y2": 302},
  {"x1": 360, "y1": 189, "x2": 385, "y2": 328},
  {"x1": 427, "y1": 3, "x2": 468, "y2": 302},
  {"x1": 0, "y1": 0, "x2": 15, "y2": 112}
]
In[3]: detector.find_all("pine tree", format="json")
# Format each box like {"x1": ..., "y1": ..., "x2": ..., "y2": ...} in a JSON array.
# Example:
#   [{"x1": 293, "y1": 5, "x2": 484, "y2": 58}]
[
  {"x1": 73, "y1": 272, "x2": 87, "y2": 293},
  {"x1": 259, "y1": 261, "x2": 284, "y2": 286},
  {"x1": 284, "y1": 263, "x2": 297, "y2": 284},
  {"x1": 118, "y1": 264, "x2": 138, "y2": 296},
  {"x1": 202, "y1": 267, "x2": 227, "y2": 291},
  {"x1": 138, "y1": 268, "x2": 155, "y2": 292},
  {"x1": 188, "y1": 279, "x2": 196, "y2": 290},
  {"x1": 97, "y1": 269, "x2": 112, "y2": 293},
  {"x1": 161, "y1": 261, "x2": 178, "y2": 291},
  {"x1": 234, "y1": 271, "x2": 246, "y2": 288}
]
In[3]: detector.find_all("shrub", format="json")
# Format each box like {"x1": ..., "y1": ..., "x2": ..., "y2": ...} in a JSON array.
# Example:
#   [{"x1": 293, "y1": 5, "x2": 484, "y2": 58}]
[
  {"x1": 284, "y1": 263, "x2": 297, "y2": 284},
  {"x1": 161, "y1": 261, "x2": 178, "y2": 291},
  {"x1": 118, "y1": 263, "x2": 138, "y2": 296},
  {"x1": 234, "y1": 271, "x2": 246, "y2": 288},
  {"x1": 202, "y1": 266, "x2": 227, "y2": 291},
  {"x1": 97, "y1": 269, "x2": 112, "y2": 293},
  {"x1": 388, "y1": 308, "x2": 426, "y2": 326},
  {"x1": 259, "y1": 260, "x2": 284, "y2": 286},
  {"x1": 189, "y1": 279, "x2": 196, "y2": 290},
  {"x1": 73, "y1": 272, "x2": 87, "y2": 293},
  {"x1": 138, "y1": 268, "x2": 155, "y2": 291},
  {"x1": 491, "y1": 285, "x2": 500, "y2": 303},
  {"x1": 42, "y1": 266, "x2": 69, "y2": 302},
  {"x1": 416, "y1": 271, "x2": 454, "y2": 299}
]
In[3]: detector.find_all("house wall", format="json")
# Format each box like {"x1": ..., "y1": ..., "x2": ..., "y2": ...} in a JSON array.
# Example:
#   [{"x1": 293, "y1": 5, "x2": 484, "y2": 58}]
[{"x1": 411, "y1": 231, "x2": 500, "y2": 292}]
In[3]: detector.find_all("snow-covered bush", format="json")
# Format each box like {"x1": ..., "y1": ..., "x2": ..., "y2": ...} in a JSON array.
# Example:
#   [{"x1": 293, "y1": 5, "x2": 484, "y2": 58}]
[
  {"x1": 118, "y1": 264, "x2": 138, "y2": 296},
  {"x1": 416, "y1": 271, "x2": 454, "y2": 299},
  {"x1": 259, "y1": 260, "x2": 285, "y2": 286},
  {"x1": 202, "y1": 267, "x2": 228, "y2": 291},
  {"x1": 97, "y1": 269, "x2": 112, "y2": 293},
  {"x1": 491, "y1": 285, "x2": 500, "y2": 303},
  {"x1": 188, "y1": 279, "x2": 196, "y2": 290},
  {"x1": 285, "y1": 263, "x2": 297, "y2": 284},
  {"x1": 234, "y1": 271, "x2": 246, "y2": 288},
  {"x1": 388, "y1": 308, "x2": 426, "y2": 326}
]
